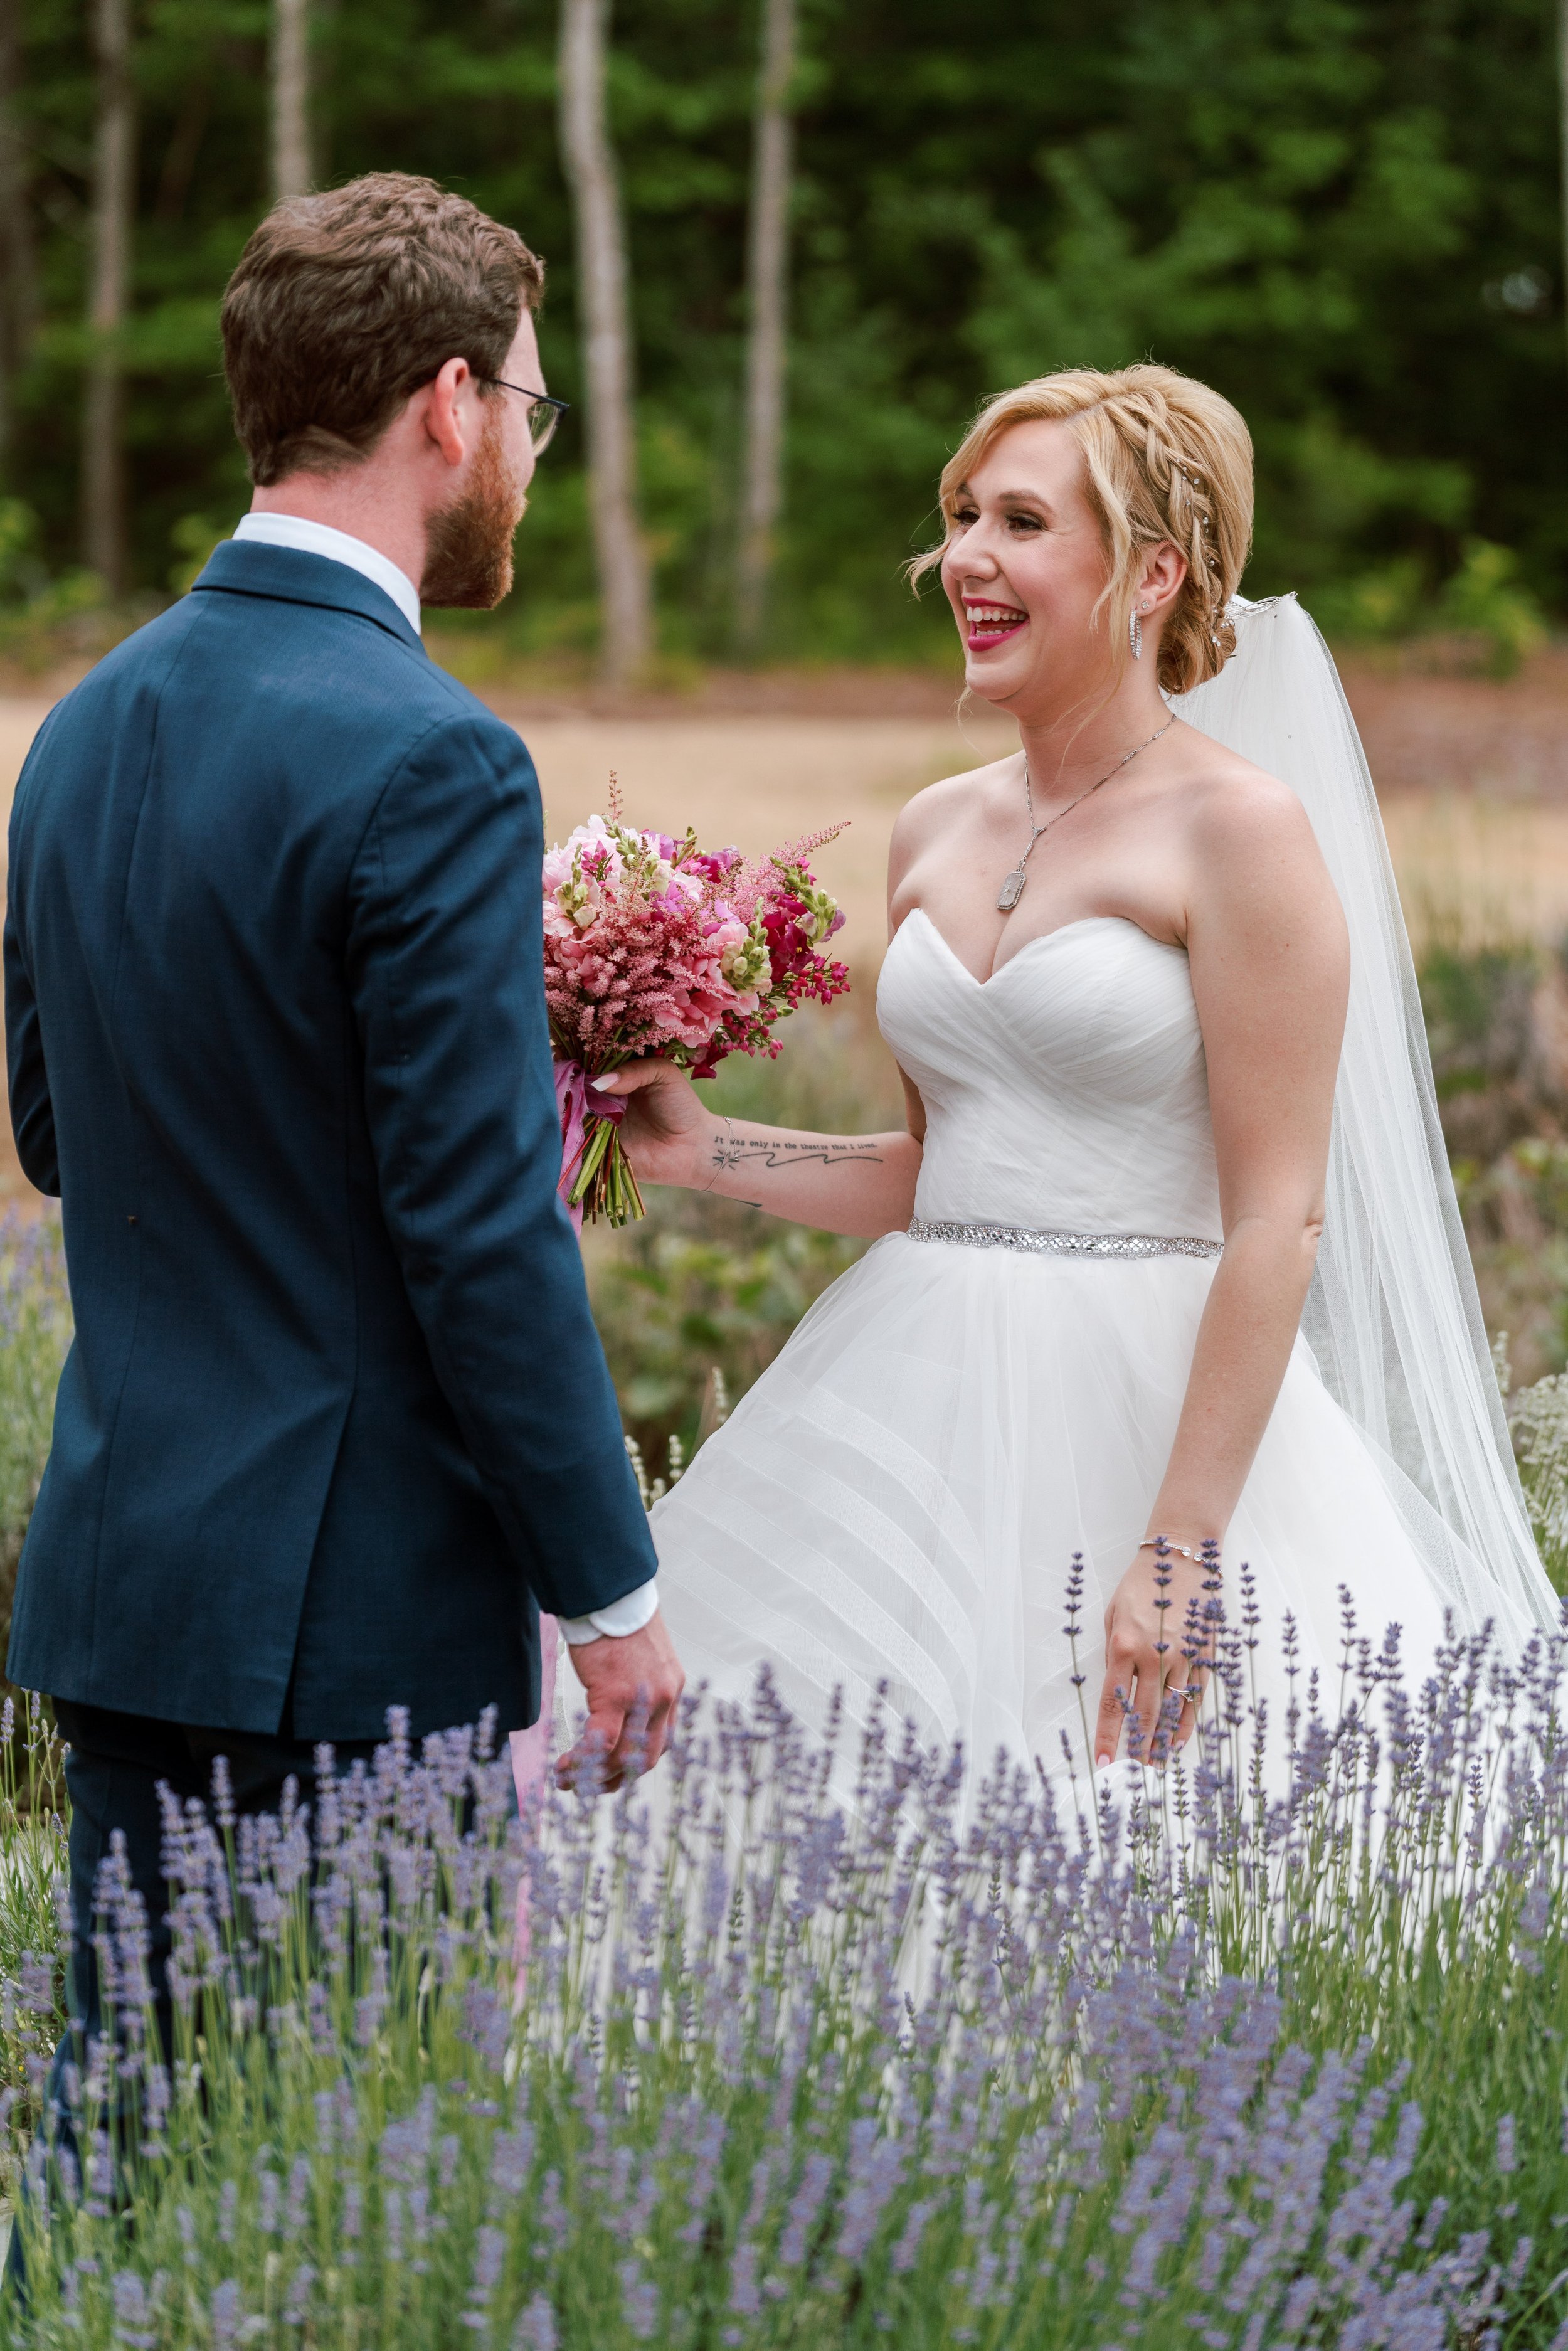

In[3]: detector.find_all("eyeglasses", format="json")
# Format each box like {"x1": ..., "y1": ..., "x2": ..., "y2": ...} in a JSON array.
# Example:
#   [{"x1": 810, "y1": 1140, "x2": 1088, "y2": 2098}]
[{"x1": 481, "y1": 379, "x2": 570, "y2": 454}]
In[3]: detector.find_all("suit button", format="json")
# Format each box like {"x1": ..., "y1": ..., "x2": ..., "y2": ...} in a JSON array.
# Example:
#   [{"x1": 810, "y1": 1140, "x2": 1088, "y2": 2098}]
[{"x1": 127, "y1": 1214, "x2": 137, "y2": 1225}]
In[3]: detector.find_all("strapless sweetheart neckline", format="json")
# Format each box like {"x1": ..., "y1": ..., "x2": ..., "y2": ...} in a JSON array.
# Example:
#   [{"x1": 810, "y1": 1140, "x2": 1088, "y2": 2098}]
[
  {"x1": 879, "y1": 896, "x2": 1221, "y2": 1242},
  {"x1": 898, "y1": 903, "x2": 1182, "y2": 991}
]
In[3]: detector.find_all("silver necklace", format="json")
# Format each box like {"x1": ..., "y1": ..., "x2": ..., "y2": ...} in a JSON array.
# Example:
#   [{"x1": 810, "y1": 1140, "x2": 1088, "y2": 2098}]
[{"x1": 996, "y1": 717, "x2": 1175, "y2": 912}]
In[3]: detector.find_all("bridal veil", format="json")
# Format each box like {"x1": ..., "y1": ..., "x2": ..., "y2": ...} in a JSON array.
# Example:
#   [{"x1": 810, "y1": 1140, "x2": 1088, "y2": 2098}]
[{"x1": 1178, "y1": 595, "x2": 1558, "y2": 1645}]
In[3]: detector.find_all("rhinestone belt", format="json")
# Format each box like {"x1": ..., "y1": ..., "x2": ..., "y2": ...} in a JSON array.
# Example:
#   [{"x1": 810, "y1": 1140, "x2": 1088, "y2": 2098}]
[{"x1": 907, "y1": 1217, "x2": 1223, "y2": 1261}]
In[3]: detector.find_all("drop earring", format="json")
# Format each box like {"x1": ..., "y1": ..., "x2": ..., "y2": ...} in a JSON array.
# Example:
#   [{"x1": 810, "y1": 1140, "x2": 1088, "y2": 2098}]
[{"x1": 1130, "y1": 604, "x2": 1144, "y2": 661}]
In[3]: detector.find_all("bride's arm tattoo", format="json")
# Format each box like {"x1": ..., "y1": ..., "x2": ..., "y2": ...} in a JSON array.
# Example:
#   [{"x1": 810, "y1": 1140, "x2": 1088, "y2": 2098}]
[
  {"x1": 711, "y1": 1133, "x2": 887, "y2": 1176},
  {"x1": 687, "y1": 1115, "x2": 918, "y2": 1236}
]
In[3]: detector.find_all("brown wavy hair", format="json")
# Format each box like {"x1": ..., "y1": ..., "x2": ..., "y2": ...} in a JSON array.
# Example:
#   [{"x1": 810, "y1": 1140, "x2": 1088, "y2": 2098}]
[
  {"x1": 222, "y1": 172, "x2": 544, "y2": 487},
  {"x1": 913, "y1": 363, "x2": 1254, "y2": 695}
]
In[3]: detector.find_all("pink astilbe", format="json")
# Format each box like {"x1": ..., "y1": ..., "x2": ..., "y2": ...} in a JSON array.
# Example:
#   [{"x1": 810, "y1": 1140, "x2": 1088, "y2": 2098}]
[{"x1": 543, "y1": 800, "x2": 850, "y2": 1226}]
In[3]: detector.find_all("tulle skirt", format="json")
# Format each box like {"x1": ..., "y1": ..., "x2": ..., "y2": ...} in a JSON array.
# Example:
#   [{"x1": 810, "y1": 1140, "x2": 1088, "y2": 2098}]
[{"x1": 650, "y1": 1231, "x2": 1452, "y2": 1782}]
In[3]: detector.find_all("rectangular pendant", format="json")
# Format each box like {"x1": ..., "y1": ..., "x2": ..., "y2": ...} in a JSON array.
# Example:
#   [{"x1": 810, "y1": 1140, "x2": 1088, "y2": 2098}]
[{"x1": 997, "y1": 866, "x2": 1027, "y2": 912}]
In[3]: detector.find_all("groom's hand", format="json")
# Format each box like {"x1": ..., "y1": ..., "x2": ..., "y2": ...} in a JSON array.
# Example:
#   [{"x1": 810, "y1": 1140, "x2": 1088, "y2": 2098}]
[{"x1": 558, "y1": 1610, "x2": 686, "y2": 1791}]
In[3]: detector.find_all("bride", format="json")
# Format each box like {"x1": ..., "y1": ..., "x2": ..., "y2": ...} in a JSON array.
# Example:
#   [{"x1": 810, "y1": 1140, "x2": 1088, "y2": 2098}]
[{"x1": 595, "y1": 362, "x2": 1555, "y2": 1775}]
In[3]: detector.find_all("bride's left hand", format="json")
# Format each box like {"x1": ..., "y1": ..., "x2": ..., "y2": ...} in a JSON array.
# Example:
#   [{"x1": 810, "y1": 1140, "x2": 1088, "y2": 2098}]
[
  {"x1": 593, "y1": 1058, "x2": 711, "y2": 1188},
  {"x1": 1096, "y1": 1547, "x2": 1217, "y2": 1767}
]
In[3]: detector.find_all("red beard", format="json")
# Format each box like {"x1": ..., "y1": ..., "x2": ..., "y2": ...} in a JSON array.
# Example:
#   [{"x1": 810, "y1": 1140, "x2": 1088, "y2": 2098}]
[{"x1": 421, "y1": 407, "x2": 524, "y2": 610}]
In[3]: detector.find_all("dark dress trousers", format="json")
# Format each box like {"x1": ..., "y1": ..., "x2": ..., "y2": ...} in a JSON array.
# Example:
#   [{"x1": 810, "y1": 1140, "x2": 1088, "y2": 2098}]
[{"x1": 3, "y1": 539, "x2": 656, "y2": 1744}]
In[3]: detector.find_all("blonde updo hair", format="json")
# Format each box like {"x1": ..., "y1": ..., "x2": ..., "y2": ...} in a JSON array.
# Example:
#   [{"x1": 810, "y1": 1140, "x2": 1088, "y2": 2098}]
[{"x1": 916, "y1": 363, "x2": 1253, "y2": 696}]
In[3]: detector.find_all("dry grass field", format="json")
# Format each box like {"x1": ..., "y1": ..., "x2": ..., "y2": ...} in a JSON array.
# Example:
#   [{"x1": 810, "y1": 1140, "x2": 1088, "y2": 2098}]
[
  {"x1": 1380, "y1": 793, "x2": 1568, "y2": 952},
  {"x1": 0, "y1": 648, "x2": 1562, "y2": 1207}
]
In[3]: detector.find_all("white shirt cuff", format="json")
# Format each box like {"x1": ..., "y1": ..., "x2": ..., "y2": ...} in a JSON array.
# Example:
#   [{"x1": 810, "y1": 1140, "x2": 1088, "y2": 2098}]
[{"x1": 556, "y1": 1578, "x2": 659, "y2": 1645}]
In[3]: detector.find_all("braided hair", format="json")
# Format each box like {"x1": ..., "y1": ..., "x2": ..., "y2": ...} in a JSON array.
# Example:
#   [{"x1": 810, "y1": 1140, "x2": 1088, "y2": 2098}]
[{"x1": 914, "y1": 364, "x2": 1253, "y2": 696}]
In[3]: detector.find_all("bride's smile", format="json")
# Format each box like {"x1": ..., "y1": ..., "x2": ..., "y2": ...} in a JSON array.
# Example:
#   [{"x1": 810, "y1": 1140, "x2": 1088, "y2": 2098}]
[{"x1": 960, "y1": 598, "x2": 1027, "y2": 651}]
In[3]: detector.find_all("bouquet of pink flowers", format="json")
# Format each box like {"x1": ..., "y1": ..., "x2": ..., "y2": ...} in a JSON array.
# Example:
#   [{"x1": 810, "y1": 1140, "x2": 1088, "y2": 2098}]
[{"x1": 544, "y1": 786, "x2": 849, "y2": 1228}]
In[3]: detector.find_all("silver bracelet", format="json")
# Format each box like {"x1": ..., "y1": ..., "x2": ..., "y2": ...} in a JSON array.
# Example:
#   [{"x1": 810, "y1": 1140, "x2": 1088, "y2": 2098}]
[{"x1": 1138, "y1": 1537, "x2": 1200, "y2": 1562}]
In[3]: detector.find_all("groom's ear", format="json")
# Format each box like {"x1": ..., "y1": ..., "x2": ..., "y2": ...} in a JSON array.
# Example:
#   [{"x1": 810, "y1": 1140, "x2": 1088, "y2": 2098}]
[{"x1": 420, "y1": 358, "x2": 479, "y2": 470}]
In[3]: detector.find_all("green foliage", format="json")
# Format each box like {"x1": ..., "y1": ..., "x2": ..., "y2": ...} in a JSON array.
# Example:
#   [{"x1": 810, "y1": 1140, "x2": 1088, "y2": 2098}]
[
  {"x1": 591, "y1": 1218, "x2": 863, "y2": 1463},
  {"x1": 1418, "y1": 935, "x2": 1541, "y2": 1089},
  {"x1": 0, "y1": 1219, "x2": 70, "y2": 1669},
  {"x1": 0, "y1": 570, "x2": 109, "y2": 671},
  {"x1": 1434, "y1": 536, "x2": 1549, "y2": 674},
  {"x1": 2, "y1": 0, "x2": 1565, "y2": 659},
  {"x1": 0, "y1": 504, "x2": 41, "y2": 601},
  {"x1": 165, "y1": 511, "x2": 230, "y2": 597},
  {"x1": 1414, "y1": 931, "x2": 1568, "y2": 1382},
  {"x1": 0, "y1": 498, "x2": 107, "y2": 667},
  {"x1": 1508, "y1": 1362, "x2": 1568, "y2": 1586},
  {"x1": 1305, "y1": 554, "x2": 1428, "y2": 644},
  {"x1": 0, "y1": 1699, "x2": 66, "y2": 2175}
]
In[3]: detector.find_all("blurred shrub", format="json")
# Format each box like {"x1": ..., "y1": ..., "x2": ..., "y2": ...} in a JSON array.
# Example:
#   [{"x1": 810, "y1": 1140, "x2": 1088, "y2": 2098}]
[
  {"x1": 1508, "y1": 1361, "x2": 1568, "y2": 1589},
  {"x1": 1434, "y1": 538, "x2": 1547, "y2": 677},
  {"x1": 591, "y1": 1216, "x2": 865, "y2": 1467},
  {"x1": 1308, "y1": 540, "x2": 1548, "y2": 677},
  {"x1": 0, "y1": 1216, "x2": 70, "y2": 1674},
  {"x1": 0, "y1": 499, "x2": 40, "y2": 598},
  {"x1": 0, "y1": 497, "x2": 109, "y2": 671},
  {"x1": 1417, "y1": 930, "x2": 1568, "y2": 1385},
  {"x1": 0, "y1": 571, "x2": 112, "y2": 671},
  {"x1": 0, "y1": 1696, "x2": 66, "y2": 2160},
  {"x1": 167, "y1": 513, "x2": 231, "y2": 597},
  {"x1": 0, "y1": 1218, "x2": 70, "y2": 1541},
  {"x1": 1421, "y1": 934, "x2": 1540, "y2": 1048},
  {"x1": 1306, "y1": 556, "x2": 1427, "y2": 644},
  {"x1": 1416, "y1": 926, "x2": 1568, "y2": 1179}
]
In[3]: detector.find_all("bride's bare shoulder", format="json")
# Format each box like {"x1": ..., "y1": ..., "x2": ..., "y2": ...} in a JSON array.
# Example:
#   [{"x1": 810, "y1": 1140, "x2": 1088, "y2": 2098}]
[
  {"x1": 1178, "y1": 733, "x2": 1317, "y2": 859},
  {"x1": 889, "y1": 753, "x2": 1015, "y2": 866},
  {"x1": 1175, "y1": 733, "x2": 1343, "y2": 948}
]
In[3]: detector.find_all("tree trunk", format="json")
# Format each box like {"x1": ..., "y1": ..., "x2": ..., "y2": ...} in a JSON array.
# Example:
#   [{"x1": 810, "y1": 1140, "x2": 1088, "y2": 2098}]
[
  {"x1": 82, "y1": 0, "x2": 134, "y2": 595},
  {"x1": 271, "y1": 0, "x2": 310, "y2": 203},
  {"x1": 558, "y1": 0, "x2": 650, "y2": 687},
  {"x1": 736, "y1": 0, "x2": 796, "y2": 653},
  {"x1": 0, "y1": 0, "x2": 35, "y2": 470}
]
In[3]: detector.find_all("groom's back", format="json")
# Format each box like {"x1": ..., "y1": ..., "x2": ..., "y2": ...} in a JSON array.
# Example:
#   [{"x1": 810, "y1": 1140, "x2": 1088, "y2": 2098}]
[
  {"x1": 3, "y1": 542, "x2": 635, "y2": 1739},
  {"x1": 13, "y1": 550, "x2": 457, "y2": 1250}
]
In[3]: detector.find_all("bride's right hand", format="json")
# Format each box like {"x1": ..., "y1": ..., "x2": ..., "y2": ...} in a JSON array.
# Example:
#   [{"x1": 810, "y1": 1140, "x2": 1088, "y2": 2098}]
[
  {"x1": 593, "y1": 1059, "x2": 712, "y2": 1190},
  {"x1": 1096, "y1": 1547, "x2": 1218, "y2": 1766}
]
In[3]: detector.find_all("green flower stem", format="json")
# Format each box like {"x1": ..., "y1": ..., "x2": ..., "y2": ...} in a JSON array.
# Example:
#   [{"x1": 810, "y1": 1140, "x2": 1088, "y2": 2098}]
[{"x1": 567, "y1": 1113, "x2": 647, "y2": 1228}]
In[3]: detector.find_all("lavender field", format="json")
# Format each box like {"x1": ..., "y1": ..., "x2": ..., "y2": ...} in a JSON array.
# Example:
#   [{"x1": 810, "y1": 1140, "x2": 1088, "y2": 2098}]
[{"x1": 0, "y1": 1588, "x2": 1567, "y2": 2348}]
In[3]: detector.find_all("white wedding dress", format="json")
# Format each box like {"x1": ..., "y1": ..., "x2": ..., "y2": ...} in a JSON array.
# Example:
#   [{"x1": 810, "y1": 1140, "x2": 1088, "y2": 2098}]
[
  {"x1": 648, "y1": 598, "x2": 1558, "y2": 1778},
  {"x1": 654, "y1": 908, "x2": 1447, "y2": 1772}
]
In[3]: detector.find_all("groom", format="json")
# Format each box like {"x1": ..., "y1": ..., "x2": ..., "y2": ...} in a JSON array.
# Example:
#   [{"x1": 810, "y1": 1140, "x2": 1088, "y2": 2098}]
[{"x1": 3, "y1": 174, "x2": 681, "y2": 2027}]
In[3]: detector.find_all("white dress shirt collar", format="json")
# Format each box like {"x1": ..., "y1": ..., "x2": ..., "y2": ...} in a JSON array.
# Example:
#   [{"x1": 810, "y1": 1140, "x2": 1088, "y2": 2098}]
[{"x1": 233, "y1": 512, "x2": 422, "y2": 636}]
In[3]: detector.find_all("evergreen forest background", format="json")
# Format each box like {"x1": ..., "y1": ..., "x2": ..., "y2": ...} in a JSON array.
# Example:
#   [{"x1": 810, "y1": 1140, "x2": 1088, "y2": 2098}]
[{"x1": 0, "y1": 0, "x2": 1562, "y2": 670}]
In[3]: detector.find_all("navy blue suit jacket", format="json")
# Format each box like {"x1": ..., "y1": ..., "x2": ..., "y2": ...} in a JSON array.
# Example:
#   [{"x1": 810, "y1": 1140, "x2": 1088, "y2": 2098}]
[{"x1": 3, "y1": 539, "x2": 655, "y2": 1739}]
